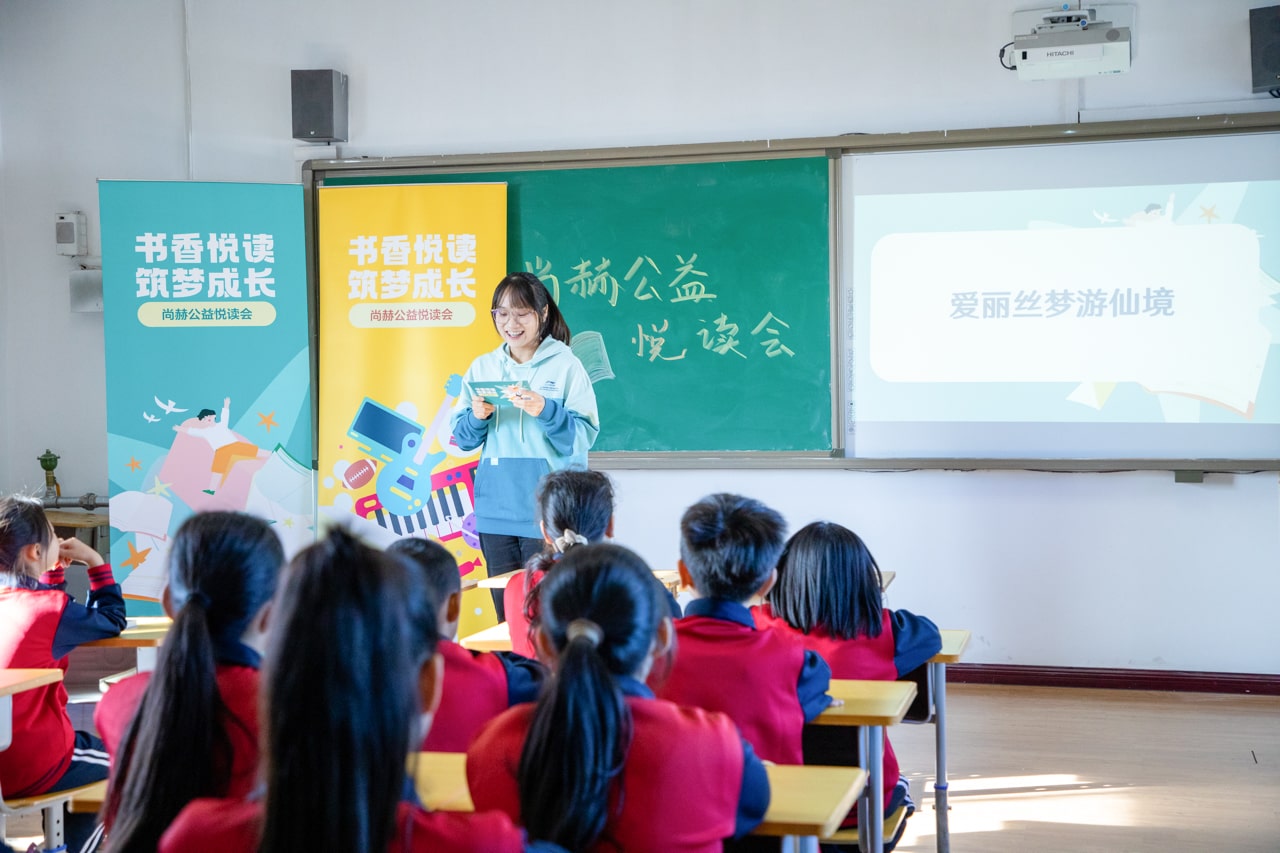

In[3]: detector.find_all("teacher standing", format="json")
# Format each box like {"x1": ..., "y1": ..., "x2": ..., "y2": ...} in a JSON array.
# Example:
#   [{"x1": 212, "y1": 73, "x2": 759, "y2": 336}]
[{"x1": 451, "y1": 272, "x2": 600, "y2": 620}]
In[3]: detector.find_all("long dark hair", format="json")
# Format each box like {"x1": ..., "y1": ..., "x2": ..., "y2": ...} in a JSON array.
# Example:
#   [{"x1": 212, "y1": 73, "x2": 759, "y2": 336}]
[
  {"x1": 492, "y1": 271, "x2": 572, "y2": 344},
  {"x1": 257, "y1": 528, "x2": 438, "y2": 853},
  {"x1": 768, "y1": 521, "x2": 884, "y2": 640},
  {"x1": 0, "y1": 494, "x2": 54, "y2": 584},
  {"x1": 521, "y1": 469, "x2": 614, "y2": 642},
  {"x1": 106, "y1": 511, "x2": 284, "y2": 853},
  {"x1": 517, "y1": 542, "x2": 669, "y2": 850}
]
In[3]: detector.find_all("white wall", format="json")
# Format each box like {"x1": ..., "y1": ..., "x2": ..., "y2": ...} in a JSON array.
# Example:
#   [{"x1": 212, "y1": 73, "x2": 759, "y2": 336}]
[{"x1": 2, "y1": 0, "x2": 1277, "y2": 673}]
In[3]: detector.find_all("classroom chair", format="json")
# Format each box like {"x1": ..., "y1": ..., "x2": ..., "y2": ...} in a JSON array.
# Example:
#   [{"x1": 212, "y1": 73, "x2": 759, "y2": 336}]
[{"x1": 1, "y1": 778, "x2": 103, "y2": 853}]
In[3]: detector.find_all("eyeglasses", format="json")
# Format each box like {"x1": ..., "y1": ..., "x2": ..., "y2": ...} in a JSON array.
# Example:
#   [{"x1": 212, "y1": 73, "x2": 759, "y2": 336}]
[{"x1": 491, "y1": 308, "x2": 538, "y2": 323}]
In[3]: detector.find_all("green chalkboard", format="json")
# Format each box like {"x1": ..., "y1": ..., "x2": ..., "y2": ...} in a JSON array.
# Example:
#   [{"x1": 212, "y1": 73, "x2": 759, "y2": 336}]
[{"x1": 326, "y1": 157, "x2": 832, "y2": 452}]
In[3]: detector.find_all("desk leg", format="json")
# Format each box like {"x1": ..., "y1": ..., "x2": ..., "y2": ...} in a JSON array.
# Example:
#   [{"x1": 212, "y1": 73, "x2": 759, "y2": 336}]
[
  {"x1": 0, "y1": 694, "x2": 12, "y2": 751},
  {"x1": 867, "y1": 725, "x2": 884, "y2": 852},
  {"x1": 857, "y1": 725, "x2": 870, "y2": 852},
  {"x1": 931, "y1": 661, "x2": 950, "y2": 853}
]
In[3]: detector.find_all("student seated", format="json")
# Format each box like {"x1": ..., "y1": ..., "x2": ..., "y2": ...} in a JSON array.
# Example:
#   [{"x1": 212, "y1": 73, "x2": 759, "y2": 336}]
[
  {"x1": 467, "y1": 542, "x2": 770, "y2": 852},
  {"x1": 0, "y1": 495, "x2": 126, "y2": 853},
  {"x1": 160, "y1": 529, "x2": 543, "y2": 853},
  {"x1": 388, "y1": 537, "x2": 545, "y2": 752},
  {"x1": 97, "y1": 511, "x2": 284, "y2": 853},
  {"x1": 755, "y1": 521, "x2": 942, "y2": 851},
  {"x1": 653, "y1": 493, "x2": 833, "y2": 765},
  {"x1": 504, "y1": 469, "x2": 613, "y2": 657}
]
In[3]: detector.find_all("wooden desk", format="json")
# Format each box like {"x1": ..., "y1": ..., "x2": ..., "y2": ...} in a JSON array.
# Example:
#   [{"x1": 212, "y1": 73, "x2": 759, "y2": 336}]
[
  {"x1": 458, "y1": 622, "x2": 513, "y2": 653},
  {"x1": 928, "y1": 629, "x2": 970, "y2": 853},
  {"x1": 814, "y1": 679, "x2": 916, "y2": 853},
  {"x1": 0, "y1": 669, "x2": 64, "y2": 752},
  {"x1": 478, "y1": 567, "x2": 681, "y2": 593},
  {"x1": 83, "y1": 616, "x2": 172, "y2": 672},
  {"x1": 412, "y1": 752, "x2": 866, "y2": 851}
]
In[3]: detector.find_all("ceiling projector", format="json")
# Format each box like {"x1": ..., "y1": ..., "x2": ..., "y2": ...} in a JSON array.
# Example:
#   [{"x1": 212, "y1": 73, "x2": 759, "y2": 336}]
[{"x1": 1010, "y1": 4, "x2": 1134, "y2": 81}]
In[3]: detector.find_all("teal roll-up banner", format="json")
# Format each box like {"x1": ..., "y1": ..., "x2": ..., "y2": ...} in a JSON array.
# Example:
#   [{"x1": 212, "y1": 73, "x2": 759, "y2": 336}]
[{"x1": 100, "y1": 181, "x2": 313, "y2": 605}]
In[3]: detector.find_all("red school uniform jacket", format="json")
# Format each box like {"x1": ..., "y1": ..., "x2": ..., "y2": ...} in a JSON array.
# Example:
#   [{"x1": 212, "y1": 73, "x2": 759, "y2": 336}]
[
  {"x1": 655, "y1": 599, "x2": 819, "y2": 764},
  {"x1": 0, "y1": 587, "x2": 74, "y2": 796},
  {"x1": 753, "y1": 604, "x2": 938, "y2": 813},
  {"x1": 95, "y1": 663, "x2": 263, "y2": 808},
  {"x1": 159, "y1": 796, "x2": 527, "y2": 853},
  {"x1": 467, "y1": 693, "x2": 745, "y2": 853},
  {"x1": 423, "y1": 639, "x2": 544, "y2": 752},
  {"x1": 503, "y1": 569, "x2": 545, "y2": 659}
]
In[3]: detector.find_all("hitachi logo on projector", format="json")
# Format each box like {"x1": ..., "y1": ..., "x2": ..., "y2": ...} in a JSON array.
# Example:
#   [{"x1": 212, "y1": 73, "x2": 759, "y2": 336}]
[{"x1": 1011, "y1": 22, "x2": 1132, "y2": 81}]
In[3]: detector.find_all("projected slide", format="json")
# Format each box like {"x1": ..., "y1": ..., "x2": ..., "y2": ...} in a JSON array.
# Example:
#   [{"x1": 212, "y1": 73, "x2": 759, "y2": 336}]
[{"x1": 847, "y1": 169, "x2": 1280, "y2": 460}]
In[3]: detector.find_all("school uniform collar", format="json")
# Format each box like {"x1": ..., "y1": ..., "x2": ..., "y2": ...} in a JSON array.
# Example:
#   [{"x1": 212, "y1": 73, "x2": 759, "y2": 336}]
[
  {"x1": 211, "y1": 638, "x2": 262, "y2": 669},
  {"x1": 683, "y1": 597, "x2": 757, "y2": 629}
]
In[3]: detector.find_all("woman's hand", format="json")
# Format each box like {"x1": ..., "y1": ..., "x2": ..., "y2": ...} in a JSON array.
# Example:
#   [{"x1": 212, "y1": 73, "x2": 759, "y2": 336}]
[
  {"x1": 505, "y1": 386, "x2": 545, "y2": 417},
  {"x1": 471, "y1": 395, "x2": 496, "y2": 420}
]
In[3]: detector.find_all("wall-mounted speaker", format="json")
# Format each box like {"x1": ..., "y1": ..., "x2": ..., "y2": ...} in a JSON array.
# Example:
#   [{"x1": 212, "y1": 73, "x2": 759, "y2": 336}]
[
  {"x1": 291, "y1": 69, "x2": 348, "y2": 142},
  {"x1": 1251, "y1": 5, "x2": 1280, "y2": 94}
]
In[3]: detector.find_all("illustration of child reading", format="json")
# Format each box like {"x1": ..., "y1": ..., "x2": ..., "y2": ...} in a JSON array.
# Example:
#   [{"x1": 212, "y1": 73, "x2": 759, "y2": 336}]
[{"x1": 171, "y1": 397, "x2": 269, "y2": 496}]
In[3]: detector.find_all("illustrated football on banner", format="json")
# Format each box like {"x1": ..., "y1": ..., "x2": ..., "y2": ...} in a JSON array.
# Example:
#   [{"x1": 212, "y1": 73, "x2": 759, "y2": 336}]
[
  {"x1": 101, "y1": 181, "x2": 315, "y2": 607},
  {"x1": 316, "y1": 183, "x2": 506, "y2": 633}
]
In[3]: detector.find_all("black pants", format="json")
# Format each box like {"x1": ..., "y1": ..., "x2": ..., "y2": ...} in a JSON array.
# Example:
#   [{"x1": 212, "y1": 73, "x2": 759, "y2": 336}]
[{"x1": 478, "y1": 532, "x2": 544, "y2": 621}]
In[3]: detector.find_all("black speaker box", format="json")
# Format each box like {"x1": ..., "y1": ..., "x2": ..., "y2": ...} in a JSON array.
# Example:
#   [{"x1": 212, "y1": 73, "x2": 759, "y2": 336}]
[
  {"x1": 291, "y1": 69, "x2": 348, "y2": 142},
  {"x1": 1251, "y1": 5, "x2": 1280, "y2": 94}
]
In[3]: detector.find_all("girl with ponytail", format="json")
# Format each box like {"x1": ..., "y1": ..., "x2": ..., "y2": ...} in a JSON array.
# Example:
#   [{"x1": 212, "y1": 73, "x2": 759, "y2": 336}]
[
  {"x1": 505, "y1": 468, "x2": 614, "y2": 657},
  {"x1": 467, "y1": 542, "x2": 770, "y2": 852},
  {"x1": 160, "y1": 528, "x2": 536, "y2": 853},
  {"x1": 98, "y1": 510, "x2": 284, "y2": 853}
]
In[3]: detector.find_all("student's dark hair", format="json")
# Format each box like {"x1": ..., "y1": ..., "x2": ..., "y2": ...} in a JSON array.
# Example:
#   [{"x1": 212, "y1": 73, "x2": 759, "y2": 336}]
[
  {"x1": 258, "y1": 528, "x2": 438, "y2": 853},
  {"x1": 106, "y1": 511, "x2": 284, "y2": 853},
  {"x1": 679, "y1": 492, "x2": 786, "y2": 601},
  {"x1": 491, "y1": 271, "x2": 571, "y2": 344},
  {"x1": 517, "y1": 542, "x2": 669, "y2": 851},
  {"x1": 197, "y1": 408, "x2": 217, "y2": 420},
  {"x1": 0, "y1": 494, "x2": 54, "y2": 581},
  {"x1": 768, "y1": 521, "x2": 884, "y2": 641},
  {"x1": 388, "y1": 536, "x2": 460, "y2": 608},
  {"x1": 522, "y1": 468, "x2": 615, "y2": 645}
]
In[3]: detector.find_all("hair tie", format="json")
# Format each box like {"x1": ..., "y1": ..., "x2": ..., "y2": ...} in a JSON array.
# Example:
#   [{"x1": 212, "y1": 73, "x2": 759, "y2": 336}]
[
  {"x1": 187, "y1": 590, "x2": 213, "y2": 611},
  {"x1": 553, "y1": 528, "x2": 590, "y2": 553},
  {"x1": 565, "y1": 618, "x2": 604, "y2": 648}
]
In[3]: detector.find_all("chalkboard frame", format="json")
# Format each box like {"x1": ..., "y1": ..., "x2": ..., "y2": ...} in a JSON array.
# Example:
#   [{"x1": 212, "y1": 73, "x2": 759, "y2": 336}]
[{"x1": 302, "y1": 110, "x2": 1280, "y2": 471}]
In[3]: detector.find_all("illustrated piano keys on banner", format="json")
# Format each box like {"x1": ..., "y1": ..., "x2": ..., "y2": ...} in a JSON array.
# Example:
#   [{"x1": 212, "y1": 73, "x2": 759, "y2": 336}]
[{"x1": 356, "y1": 461, "x2": 477, "y2": 542}]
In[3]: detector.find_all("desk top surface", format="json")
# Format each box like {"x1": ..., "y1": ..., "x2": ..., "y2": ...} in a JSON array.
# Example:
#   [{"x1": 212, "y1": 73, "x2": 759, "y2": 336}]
[
  {"x1": 413, "y1": 752, "x2": 865, "y2": 838},
  {"x1": 934, "y1": 629, "x2": 970, "y2": 663},
  {"x1": 83, "y1": 616, "x2": 172, "y2": 648},
  {"x1": 479, "y1": 567, "x2": 682, "y2": 591},
  {"x1": 814, "y1": 679, "x2": 916, "y2": 727},
  {"x1": 458, "y1": 621, "x2": 513, "y2": 652},
  {"x1": 0, "y1": 668, "x2": 64, "y2": 696}
]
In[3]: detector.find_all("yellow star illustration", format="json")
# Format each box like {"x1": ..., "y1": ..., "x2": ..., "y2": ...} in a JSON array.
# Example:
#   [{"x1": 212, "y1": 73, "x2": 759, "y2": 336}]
[
  {"x1": 147, "y1": 478, "x2": 172, "y2": 496},
  {"x1": 121, "y1": 539, "x2": 151, "y2": 572},
  {"x1": 1199, "y1": 205, "x2": 1219, "y2": 223},
  {"x1": 282, "y1": 517, "x2": 294, "y2": 528},
  {"x1": 126, "y1": 457, "x2": 142, "y2": 472},
  {"x1": 258, "y1": 411, "x2": 278, "y2": 432}
]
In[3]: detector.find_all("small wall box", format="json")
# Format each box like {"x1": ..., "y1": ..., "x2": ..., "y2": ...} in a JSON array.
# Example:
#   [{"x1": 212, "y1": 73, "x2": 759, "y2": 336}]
[{"x1": 55, "y1": 212, "x2": 87, "y2": 256}]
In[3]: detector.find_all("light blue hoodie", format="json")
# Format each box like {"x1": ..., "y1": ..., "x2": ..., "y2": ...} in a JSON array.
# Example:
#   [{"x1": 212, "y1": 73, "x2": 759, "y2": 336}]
[{"x1": 450, "y1": 337, "x2": 599, "y2": 538}]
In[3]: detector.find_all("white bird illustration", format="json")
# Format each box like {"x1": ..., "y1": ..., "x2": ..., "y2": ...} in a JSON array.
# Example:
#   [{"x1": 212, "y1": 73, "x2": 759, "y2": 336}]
[
  {"x1": 154, "y1": 396, "x2": 188, "y2": 415},
  {"x1": 1092, "y1": 210, "x2": 1115, "y2": 224},
  {"x1": 143, "y1": 412, "x2": 160, "y2": 423}
]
